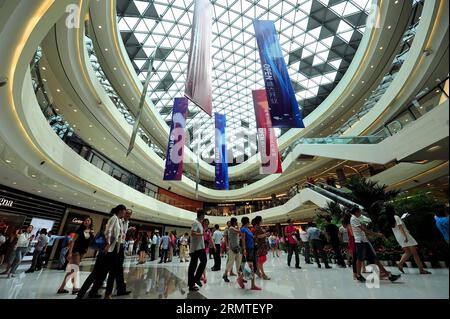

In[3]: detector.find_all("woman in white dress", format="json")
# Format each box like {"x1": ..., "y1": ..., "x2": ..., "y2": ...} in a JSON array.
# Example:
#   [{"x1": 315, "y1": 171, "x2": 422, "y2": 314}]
[{"x1": 386, "y1": 206, "x2": 431, "y2": 275}]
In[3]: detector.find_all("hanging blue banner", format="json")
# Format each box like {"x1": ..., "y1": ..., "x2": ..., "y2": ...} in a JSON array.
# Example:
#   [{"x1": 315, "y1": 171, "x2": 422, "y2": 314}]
[
  {"x1": 163, "y1": 98, "x2": 189, "y2": 181},
  {"x1": 214, "y1": 113, "x2": 229, "y2": 190},
  {"x1": 254, "y1": 20, "x2": 305, "y2": 128}
]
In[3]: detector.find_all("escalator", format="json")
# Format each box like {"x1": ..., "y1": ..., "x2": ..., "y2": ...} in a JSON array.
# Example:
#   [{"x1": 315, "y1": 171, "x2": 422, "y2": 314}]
[{"x1": 306, "y1": 183, "x2": 364, "y2": 210}]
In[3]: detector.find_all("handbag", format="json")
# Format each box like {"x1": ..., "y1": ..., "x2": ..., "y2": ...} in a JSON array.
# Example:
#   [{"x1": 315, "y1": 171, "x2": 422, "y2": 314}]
[{"x1": 89, "y1": 232, "x2": 106, "y2": 251}]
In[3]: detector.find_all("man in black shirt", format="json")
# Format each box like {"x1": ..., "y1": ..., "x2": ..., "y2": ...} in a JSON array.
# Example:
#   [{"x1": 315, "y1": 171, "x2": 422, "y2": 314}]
[{"x1": 324, "y1": 216, "x2": 346, "y2": 268}]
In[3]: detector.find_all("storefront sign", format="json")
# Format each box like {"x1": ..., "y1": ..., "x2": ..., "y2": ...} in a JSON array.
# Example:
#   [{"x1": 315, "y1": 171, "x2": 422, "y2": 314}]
[
  {"x1": 0, "y1": 197, "x2": 13, "y2": 207},
  {"x1": 71, "y1": 217, "x2": 84, "y2": 225}
]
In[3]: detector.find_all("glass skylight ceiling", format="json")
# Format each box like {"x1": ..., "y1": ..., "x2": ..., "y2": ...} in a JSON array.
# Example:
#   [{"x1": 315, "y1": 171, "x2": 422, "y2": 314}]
[{"x1": 116, "y1": 0, "x2": 371, "y2": 160}]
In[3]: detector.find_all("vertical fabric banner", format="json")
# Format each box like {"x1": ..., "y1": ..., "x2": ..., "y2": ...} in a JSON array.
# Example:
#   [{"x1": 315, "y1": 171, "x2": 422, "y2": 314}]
[
  {"x1": 214, "y1": 113, "x2": 229, "y2": 190},
  {"x1": 254, "y1": 20, "x2": 305, "y2": 128},
  {"x1": 163, "y1": 98, "x2": 189, "y2": 181},
  {"x1": 252, "y1": 90, "x2": 283, "y2": 175},
  {"x1": 184, "y1": 0, "x2": 213, "y2": 116}
]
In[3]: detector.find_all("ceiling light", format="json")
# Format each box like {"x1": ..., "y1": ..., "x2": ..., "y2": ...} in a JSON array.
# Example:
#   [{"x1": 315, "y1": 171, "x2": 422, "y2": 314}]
[
  {"x1": 12, "y1": 182, "x2": 17, "y2": 185},
  {"x1": 379, "y1": 47, "x2": 383, "y2": 50},
  {"x1": 41, "y1": 67, "x2": 46, "y2": 71},
  {"x1": 387, "y1": 26, "x2": 392, "y2": 29},
  {"x1": 113, "y1": 67, "x2": 117, "y2": 71},
  {"x1": 43, "y1": 78, "x2": 47, "y2": 82},
  {"x1": 427, "y1": 145, "x2": 442, "y2": 152},
  {"x1": 31, "y1": 174, "x2": 37, "y2": 178},
  {"x1": 73, "y1": 109, "x2": 77, "y2": 112},
  {"x1": 5, "y1": 159, "x2": 11, "y2": 163},
  {"x1": 37, "y1": 190, "x2": 42, "y2": 193},
  {"x1": 73, "y1": 124, "x2": 77, "y2": 128},
  {"x1": 55, "y1": 108, "x2": 59, "y2": 111},
  {"x1": 122, "y1": 84, "x2": 126, "y2": 87},
  {"x1": 89, "y1": 124, "x2": 93, "y2": 128},
  {"x1": 105, "y1": 48, "x2": 108, "y2": 51},
  {"x1": 56, "y1": 89, "x2": 61, "y2": 92},
  {"x1": 98, "y1": 25, "x2": 102, "y2": 29}
]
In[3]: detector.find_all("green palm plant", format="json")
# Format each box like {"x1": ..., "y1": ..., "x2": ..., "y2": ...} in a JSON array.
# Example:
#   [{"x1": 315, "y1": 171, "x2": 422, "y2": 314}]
[{"x1": 345, "y1": 176, "x2": 400, "y2": 231}]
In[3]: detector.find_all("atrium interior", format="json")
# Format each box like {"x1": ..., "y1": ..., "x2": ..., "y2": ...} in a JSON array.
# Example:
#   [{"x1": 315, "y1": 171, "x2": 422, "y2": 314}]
[{"x1": 0, "y1": 0, "x2": 448, "y2": 301}]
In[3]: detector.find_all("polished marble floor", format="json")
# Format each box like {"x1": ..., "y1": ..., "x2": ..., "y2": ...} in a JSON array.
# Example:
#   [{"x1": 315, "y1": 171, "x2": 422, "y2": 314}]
[{"x1": 0, "y1": 253, "x2": 448, "y2": 299}]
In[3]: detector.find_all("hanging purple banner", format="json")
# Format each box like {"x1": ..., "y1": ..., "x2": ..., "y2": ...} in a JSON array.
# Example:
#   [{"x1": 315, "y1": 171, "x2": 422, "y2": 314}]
[
  {"x1": 214, "y1": 113, "x2": 229, "y2": 190},
  {"x1": 163, "y1": 98, "x2": 189, "y2": 181},
  {"x1": 254, "y1": 20, "x2": 305, "y2": 128}
]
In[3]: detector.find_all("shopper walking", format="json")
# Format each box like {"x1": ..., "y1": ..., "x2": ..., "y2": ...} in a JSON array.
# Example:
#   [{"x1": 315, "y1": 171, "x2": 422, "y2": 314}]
[
  {"x1": 187, "y1": 210, "x2": 207, "y2": 292},
  {"x1": 223, "y1": 218, "x2": 241, "y2": 283},
  {"x1": 269, "y1": 233, "x2": 279, "y2": 257},
  {"x1": 307, "y1": 223, "x2": 331, "y2": 269},
  {"x1": 237, "y1": 217, "x2": 261, "y2": 290},
  {"x1": 114, "y1": 208, "x2": 133, "y2": 296},
  {"x1": 96, "y1": 205, "x2": 127, "y2": 299},
  {"x1": 159, "y1": 232, "x2": 170, "y2": 263},
  {"x1": 339, "y1": 223, "x2": 351, "y2": 266},
  {"x1": 26, "y1": 228, "x2": 48, "y2": 273},
  {"x1": 3, "y1": 225, "x2": 33, "y2": 278},
  {"x1": 137, "y1": 232, "x2": 149, "y2": 264},
  {"x1": 350, "y1": 206, "x2": 401, "y2": 283},
  {"x1": 211, "y1": 224, "x2": 223, "y2": 271},
  {"x1": 57, "y1": 217, "x2": 94, "y2": 294},
  {"x1": 385, "y1": 206, "x2": 431, "y2": 275},
  {"x1": 154, "y1": 230, "x2": 161, "y2": 260},
  {"x1": 324, "y1": 216, "x2": 346, "y2": 267},
  {"x1": 342, "y1": 213, "x2": 357, "y2": 279},
  {"x1": 254, "y1": 216, "x2": 270, "y2": 280},
  {"x1": 201, "y1": 219, "x2": 212, "y2": 284},
  {"x1": 179, "y1": 233, "x2": 189, "y2": 262},
  {"x1": 43, "y1": 231, "x2": 64, "y2": 268},
  {"x1": 168, "y1": 231, "x2": 176, "y2": 262},
  {"x1": 0, "y1": 231, "x2": 7, "y2": 266},
  {"x1": 150, "y1": 231, "x2": 157, "y2": 260},
  {"x1": 434, "y1": 205, "x2": 449, "y2": 244},
  {"x1": 299, "y1": 226, "x2": 312, "y2": 264},
  {"x1": 284, "y1": 219, "x2": 301, "y2": 268}
]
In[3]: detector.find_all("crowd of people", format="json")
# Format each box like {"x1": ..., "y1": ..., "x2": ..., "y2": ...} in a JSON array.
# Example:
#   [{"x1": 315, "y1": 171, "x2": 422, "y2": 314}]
[{"x1": 0, "y1": 202, "x2": 447, "y2": 298}]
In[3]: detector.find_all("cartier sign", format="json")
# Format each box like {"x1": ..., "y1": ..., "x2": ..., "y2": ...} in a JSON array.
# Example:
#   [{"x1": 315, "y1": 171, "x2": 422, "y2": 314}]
[{"x1": 0, "y1": 197, "x2": 14, "y2": 207}]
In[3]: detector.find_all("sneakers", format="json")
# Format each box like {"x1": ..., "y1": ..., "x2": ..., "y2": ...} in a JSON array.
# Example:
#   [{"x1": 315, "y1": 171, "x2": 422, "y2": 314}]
[
  {"x1": 251, "y1": 286, "x2": 262, "y2": 291},
  {"x1": 356, "y1": 275, "x2": 366, "y2": 283},
  {"x1": 189, "y1": 286, "x2": 199, "y2": 292},
  {"x1": 222, "y1": 275, "x2": 230, "y2": 283},
  {"x1": 325, "y1": 265, "x2": 332, "y2": 269},
  {"x1": 388, "y1": 274, "x2": 401, "y2": 282}
]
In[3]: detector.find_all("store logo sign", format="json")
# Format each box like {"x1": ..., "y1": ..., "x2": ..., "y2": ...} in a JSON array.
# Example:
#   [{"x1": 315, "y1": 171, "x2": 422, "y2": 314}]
[
  {"x1": 0, "y1": 198, "x2": 13, "y2": 207},
  {"x1": 71, "y1": 218, "x2": 84, "y2": 225}
]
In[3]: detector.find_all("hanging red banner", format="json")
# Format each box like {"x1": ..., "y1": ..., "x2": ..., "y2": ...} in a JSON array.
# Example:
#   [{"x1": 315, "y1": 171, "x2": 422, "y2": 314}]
[{"x1": 252, "y1": 90, "x2": 283, "y2": 175}]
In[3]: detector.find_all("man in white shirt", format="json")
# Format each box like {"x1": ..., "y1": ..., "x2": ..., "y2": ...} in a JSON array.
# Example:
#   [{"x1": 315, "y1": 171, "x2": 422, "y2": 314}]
[
  {"x1": 350, "y1": 206, "x2": 401, "y2": 283},
  {"x1": 299, "y1": 226, "x2": 312, "y2": 264},
  {"x1": 211, "y1": 224, "x2": 223, "y2": 272},
  {"x1": 114, "y1": 209, "x2": 133, "y2": 296},
  {"x1": 188, "y1": 210, "x2": 206, "y2": 291},
  {"x1": 3, "y1": 225, "x2": 33, "y2": 278},
  {"x1": 91, "y1": 204, "x2": 127, "y2": 299}
]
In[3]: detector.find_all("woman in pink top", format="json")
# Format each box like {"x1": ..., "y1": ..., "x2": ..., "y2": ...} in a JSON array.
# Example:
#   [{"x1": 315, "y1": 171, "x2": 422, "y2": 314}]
[
  {"x1": 343, "y1": 213, "x2": 357, "y2": 279},
  {"x1": 201, "y1": 219, "x2": 212, "y2": 284}
]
